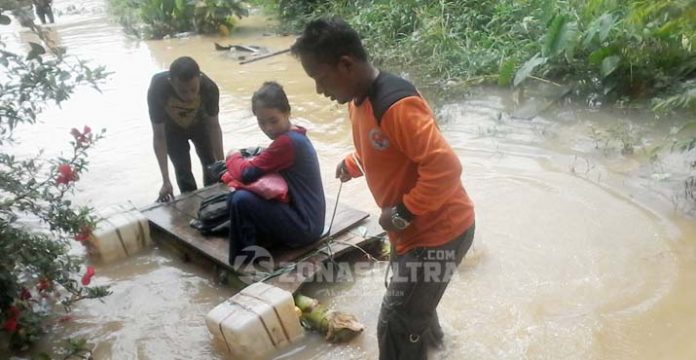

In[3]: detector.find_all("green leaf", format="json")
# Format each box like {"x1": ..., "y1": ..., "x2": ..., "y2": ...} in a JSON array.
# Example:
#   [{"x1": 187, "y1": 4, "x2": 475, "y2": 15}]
[
  {"x1": 514, "y1": 53, "x2": 547, "y2": 87},
  {"x1": 588, "y1": 47, "x2": 613, "y2": 66},
  {"x1": 598, "y1": 13, "x2": 616, "y2": 42},
  {"x1": 541, "y1": 0, "x2": 556, "y2": 24},
  {"x1": 498, "y1": 58, "x2": 517, "y2": 87},
  {"x1": 675, "y1": 121, "x2": 696, "y2": 138},
  {"x1": 583, "y1": 13, "x2": 617, "y2": 47},
  {"x1": 27, "y1": 42, "x2": 46, "y2": 60},
  {"x1": 0, "y1": 14, "x2": 11, "y2": 25},
  {"x1": 562, "y1": 21, "x2": 579, "y2": 60},
  {"x1": 600, "y1": 55, "x2": 621, "y2": 78},
  {"x1": 68, "y1": 337, "x2": 88, "y2": 349},
  {"x1": 543, "y1": 15, "x2": 577, "y2": 57}
]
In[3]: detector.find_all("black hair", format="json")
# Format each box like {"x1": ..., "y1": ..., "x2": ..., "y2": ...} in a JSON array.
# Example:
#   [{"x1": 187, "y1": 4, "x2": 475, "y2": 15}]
[
  {"x1": 251, "y1": 81, "x2": 291, "y2": 115},
  {"x1": 169, "y1": 56, "x2": 200, "y2": 81},
  {"x1": 290, "y1": 18, "x2": 367, "y2": 65}
]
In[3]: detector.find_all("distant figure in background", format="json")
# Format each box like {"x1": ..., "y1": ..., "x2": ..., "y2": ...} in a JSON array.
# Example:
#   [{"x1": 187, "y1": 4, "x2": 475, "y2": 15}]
[
  {"x1": 147, "y1": 56, "x2": 225, "y2": 201},
  {"x1": 32, "y1": 0, "x2": 54, "y2": 24}
]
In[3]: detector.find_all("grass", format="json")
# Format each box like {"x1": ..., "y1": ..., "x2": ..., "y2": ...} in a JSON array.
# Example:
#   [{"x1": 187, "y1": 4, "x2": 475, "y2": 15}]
[{"x1": 260, "y1": 0, "x2": 695, "y2": 114}]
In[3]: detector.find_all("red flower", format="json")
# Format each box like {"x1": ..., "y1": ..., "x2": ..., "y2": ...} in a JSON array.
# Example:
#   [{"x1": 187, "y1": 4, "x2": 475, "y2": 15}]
[
  {"x1": 3, "y1": 306, "x2": 20, "y2": 333},
  {"x1": 56, "y1": 163, "x2": 77, "y2": 185},
  {"x1": 81, "y1": 265, "x2": 95, "y2": 286},
  {"x1": 74, "y1": 226, "x2": 92, "y2": 243},
  {"x1": 70, "y1": 125, "x2": 93, "y2": 147},
  {"x1": 3, "y1": 317, "x2": 17, "y2": 332},
  {"x1": 70, "y1": 127, "x2": 81, "y2": 139},
  {"x1": 37, "y1": 278, "x2": 52, "y2": 292},
  {"x1": 19, "y1": 288, "x2": 31, "y2": 301}
]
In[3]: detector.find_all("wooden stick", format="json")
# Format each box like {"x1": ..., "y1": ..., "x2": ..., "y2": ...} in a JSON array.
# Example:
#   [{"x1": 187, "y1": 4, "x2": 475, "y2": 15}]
[
  {"x1": 239, "y1": 48, "x2": 291, "y2": 65},
  {"x1": 528, "y1": 75, "x2": 564, "y2": 87}
]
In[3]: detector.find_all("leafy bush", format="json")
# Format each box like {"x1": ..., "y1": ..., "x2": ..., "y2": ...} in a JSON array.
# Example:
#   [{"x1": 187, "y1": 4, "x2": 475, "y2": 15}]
[
  {"x1": 107, "y1": 0, "x2": 249, "y2": 39},
  {"x1": 194, "y1": 0, "x2": 249, "y2": 35},
  {"x1": 0, "y1": 10, "x2": 111, "y2": 353},
  {"x1": 266, "y1": 0, "x2": 695, "y2": 113},
  {"x1": 511, "y1": 0, "x2": 695, "y2": 112}
]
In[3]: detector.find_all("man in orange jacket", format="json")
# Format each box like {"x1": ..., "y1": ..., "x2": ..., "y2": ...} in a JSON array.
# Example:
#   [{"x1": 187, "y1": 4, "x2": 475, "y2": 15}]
[{"x1": 292, "y1": 18, "x2": 476, "y2": 360}]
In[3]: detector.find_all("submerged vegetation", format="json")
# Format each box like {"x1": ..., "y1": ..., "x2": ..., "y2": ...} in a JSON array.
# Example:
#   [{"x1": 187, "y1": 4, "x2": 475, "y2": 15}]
[
  {"x1": 265, "y1": 0, "x2": 695, "y2": 114},
  {"x1": 107, "y1": 0, "x2": 249, "y2": 39}
]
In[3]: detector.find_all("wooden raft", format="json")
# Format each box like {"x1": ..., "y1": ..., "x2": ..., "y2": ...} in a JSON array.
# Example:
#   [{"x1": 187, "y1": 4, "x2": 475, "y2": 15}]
[{"x1": 140, "y1": 184, "x2": 380, "y2": 293}]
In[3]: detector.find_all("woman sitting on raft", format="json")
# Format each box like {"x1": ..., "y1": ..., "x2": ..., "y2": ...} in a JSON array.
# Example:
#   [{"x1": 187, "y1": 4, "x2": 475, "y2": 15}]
[{"x1": 224, "y1": 81, "x2": 326, "y2": 264}]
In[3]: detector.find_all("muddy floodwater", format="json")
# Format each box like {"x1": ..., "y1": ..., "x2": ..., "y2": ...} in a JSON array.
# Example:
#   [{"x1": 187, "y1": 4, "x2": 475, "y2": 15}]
[{"x1": 2, "y1": 1, "x2": 696, "y2": 359}]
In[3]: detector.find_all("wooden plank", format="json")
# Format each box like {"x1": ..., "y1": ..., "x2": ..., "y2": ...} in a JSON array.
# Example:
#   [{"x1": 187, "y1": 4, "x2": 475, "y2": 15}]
[
  {"x1": 239, "y1": 48, "x2": 290, "y2": 65},
  {"x1": 139, "y1": 183, "x2": 228, "y2": 212},
  {"x1": 173, "y1": 194, "x2": 204, "y2": 218},
  {"x1": 149, "y1": 218, "x2": 382, "y2": 294},
  {"x1": 265, "y1": 232, "x2": 381, "y2": 294},
  {"x1": 270, "y1": 204, "x2": 368, "y2": 265},
  {"x1": 140, "y1": 185, "x2": 369, "y2": 273},
  {"x1": 144, "y1": 204, "x2": 230, "y2": 266}
]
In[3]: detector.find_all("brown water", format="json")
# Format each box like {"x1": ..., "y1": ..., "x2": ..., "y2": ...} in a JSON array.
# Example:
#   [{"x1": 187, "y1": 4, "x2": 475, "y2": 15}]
[{"x1": 2, "y1": 1, "x2": 696, "y2": 359}]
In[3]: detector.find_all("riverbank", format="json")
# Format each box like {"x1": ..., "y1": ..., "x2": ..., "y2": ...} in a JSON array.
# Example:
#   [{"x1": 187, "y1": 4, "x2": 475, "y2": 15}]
[{"x1": 259, "y1": 0, "x2": 695, "y2": 115}]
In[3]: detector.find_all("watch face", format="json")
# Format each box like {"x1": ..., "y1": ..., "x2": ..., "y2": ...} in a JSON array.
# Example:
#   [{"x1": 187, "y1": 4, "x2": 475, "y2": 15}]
[{"x1": 392, "y1": 216, "x2": 409, "y2": 230}]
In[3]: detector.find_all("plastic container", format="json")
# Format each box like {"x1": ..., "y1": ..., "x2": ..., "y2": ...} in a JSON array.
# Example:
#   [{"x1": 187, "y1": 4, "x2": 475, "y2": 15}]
[
  {"x1": 88, "y1": 205, "x2": 152, "y2": 263},
  {"x1": 206, "y1": 282, "x2": 304, "y2": 359}
]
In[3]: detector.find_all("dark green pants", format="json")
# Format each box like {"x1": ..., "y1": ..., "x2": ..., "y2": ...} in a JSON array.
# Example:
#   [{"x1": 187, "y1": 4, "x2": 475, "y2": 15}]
[
  {"x1": 378, "y1": 224, "x2": 475, "y2": 360},
  {"x1": 166, "y1": 122, "x2": 216, "y2": 193}
]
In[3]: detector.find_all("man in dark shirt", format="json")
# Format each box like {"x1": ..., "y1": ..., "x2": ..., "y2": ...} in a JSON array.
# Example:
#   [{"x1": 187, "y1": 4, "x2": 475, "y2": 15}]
[{"x1": 147, "y1": 56, "x2": 224, "y2": 201}]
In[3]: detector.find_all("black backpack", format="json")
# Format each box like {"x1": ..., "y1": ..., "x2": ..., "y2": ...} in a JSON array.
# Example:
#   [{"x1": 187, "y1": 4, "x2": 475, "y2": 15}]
[
  {"x1": 191, "y1": 151, "x2": 262, "y2": 236},
  {"x1": 189, "y1": 189, "x2": 232, "y2": 236}
]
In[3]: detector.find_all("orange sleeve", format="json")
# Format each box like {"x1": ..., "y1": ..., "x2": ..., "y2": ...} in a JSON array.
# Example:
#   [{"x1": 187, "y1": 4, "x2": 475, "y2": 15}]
[
  {"x1": 343, "y1": 102, "x2": 364, "y2": 178},
  {"x1": 343, "y1": 152, "x2": 364, "y2": 178},
  {"x1": 380, "y1": 96, "x2": 463, "y2": 216}
]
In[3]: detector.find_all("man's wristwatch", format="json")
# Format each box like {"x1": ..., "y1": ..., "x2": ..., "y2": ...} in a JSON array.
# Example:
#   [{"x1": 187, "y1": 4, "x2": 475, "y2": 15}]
[{"x1": 391, "y1": 203, "x2": 413, "y2": 230}]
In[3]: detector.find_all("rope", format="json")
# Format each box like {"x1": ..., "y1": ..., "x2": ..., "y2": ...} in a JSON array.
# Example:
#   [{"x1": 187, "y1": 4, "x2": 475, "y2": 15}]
[
  {"x1": 323, "y1": 181, "x2": 343, "y2": 269},
  {"x1": 258, "y1": 235, "x2": 386, "y2": 284},
  {"x1": 256, "y1": 182, "x2": 400, "y2": 284}
]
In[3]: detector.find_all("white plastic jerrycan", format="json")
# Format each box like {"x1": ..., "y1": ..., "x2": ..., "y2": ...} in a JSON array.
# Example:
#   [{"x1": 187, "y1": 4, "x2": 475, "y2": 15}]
[
  {"x1": 88, "y1": 204, "x2": 152, "y2": 263},
  {"x1": 206, "y1": 282, "x2": 304, "y2": 359}
]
